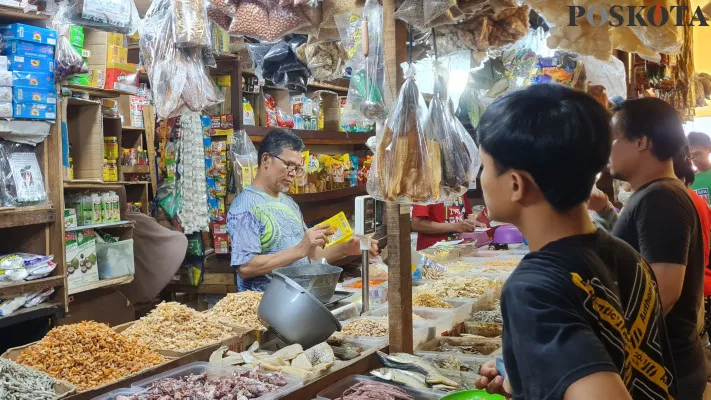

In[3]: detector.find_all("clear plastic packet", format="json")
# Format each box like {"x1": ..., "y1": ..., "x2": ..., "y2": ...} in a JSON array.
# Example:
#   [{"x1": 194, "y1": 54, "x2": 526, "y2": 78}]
[
  {"x1": 393, "y1": 0, "x2": 426, "y2": 29},
  {"x1": 173, "y1": 0, "x2": 210, "y2": 47},
  {"x1": 0, "y1": 141, "x2": 47, "y2": 207},
  {"x1": 424, "y1": 0, "x2": 463, "y2": 28},
  {"x1": 502, "y1": 27, "x2": 550, "y2": 87},
  {"x1": 24, "y1": 287, "x2": 55, "y2": 308},
  {"x1": 611, "y1": 26, "x2": 660, "y2": 62},
  {"x1": 230, "y1": 129, "x2": 258, "y2": 194},
  {"x1": 580, "y1": 55, "x2": 627, "y2": 100},
  {"x1": 367, "y1": 65, "x2": 439, "y2": 204},
  {"x1": 207, "y1": 0, "x2": 236, "y2": 18},
  {"x1": 56, "y1": 0, "x2": 141, "y2": 34},
  {"x1": 53, "y1": 23, "x2": 89, "y2": 80},
  {"x1": 230, "y1": 0, "x2": 309, "y2": 41},
  {"x1": 627, "y1": 0, "x2": 681, "y2": 56},
  {"x1": 426, "y1": 64, "x2": 478, "y2": 200},
  {"x1": 295, "y1": 40, "x2": 348, "y2": 81},
  {"x1": 207, "y1": 5, "x2": 233, "y2": 30}
]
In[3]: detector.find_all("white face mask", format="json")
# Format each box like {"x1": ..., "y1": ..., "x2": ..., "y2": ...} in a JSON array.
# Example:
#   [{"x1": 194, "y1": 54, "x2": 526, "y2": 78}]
[{"x1": 618, "y1": 189, "x2": 633, "y2": 205}]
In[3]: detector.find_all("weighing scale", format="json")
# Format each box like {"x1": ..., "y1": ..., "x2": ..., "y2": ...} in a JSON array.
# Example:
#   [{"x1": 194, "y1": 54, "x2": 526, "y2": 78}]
[{"x1": 354, "y1": 195, "x2": 377, "y2": 313}]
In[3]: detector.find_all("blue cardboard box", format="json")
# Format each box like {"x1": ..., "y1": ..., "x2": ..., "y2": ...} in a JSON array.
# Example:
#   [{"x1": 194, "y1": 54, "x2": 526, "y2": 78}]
[
  {"x1": 1, "y1": 40, "x2": 54, "y2": 61},
  {"x1": 13, "y1": 102, "x2": 56, "y2": 120},
  {"x1": 12, "y1": 71, "x2": 54, "y2": 89},
  {"x1": 0, "y1": 24, "x2": 57, "y2": 45},
  {"x1": 8, "y1": 55, "x2": 54, "y2": 73},
  {"x1": 13, "y1": 87, "x2": 56, "y2": 104}
]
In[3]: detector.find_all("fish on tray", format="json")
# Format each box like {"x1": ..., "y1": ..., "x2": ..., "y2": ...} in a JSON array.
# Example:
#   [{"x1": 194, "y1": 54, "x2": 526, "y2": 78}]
[
  {"x1": 377, "y1": 351, "x2": 461, "y2": 389},
  {"x1": 371, "y1": 368, "x2": 429, "y2": 390}
]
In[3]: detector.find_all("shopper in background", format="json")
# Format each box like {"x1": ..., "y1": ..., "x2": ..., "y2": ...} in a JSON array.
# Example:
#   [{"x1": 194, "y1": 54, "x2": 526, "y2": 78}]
[
  {"x1": 588, "y1": 98, "x2": 706, "y2": 399},
  {"x1": 226, "y1": 129, "x2": 378, "y2": 292},
  {"x1": 474, "y1": 84, "x2": 676, "y2": 399},
  {"x1": 411, "y1": 197, "x2": 486, "y2": 250},
  {"x1": 688, "y1": 131, "x2": 711, "y2": 204}
]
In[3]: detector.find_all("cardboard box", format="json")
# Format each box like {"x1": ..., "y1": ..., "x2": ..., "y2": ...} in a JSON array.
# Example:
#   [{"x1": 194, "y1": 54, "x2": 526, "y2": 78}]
[
  {"x1": 66, "y1": 102, "x2": 103, "y2": 180},
  {"x1": 0, "y1": 86, "x2": 11, "y2": 102},
  {"x1": 65, "y1": 229, "x2": 99, "y2": 289},
  {"x1": 66, "y1": 73, "x2": 89, "y2": 86},
  {"x1": 13, "y1": 86, "x2": 56, "y2": 104},
  {"x1": 88, "y1": 68, "x2": 104, "y2": 88},
  {"x1": 64, "y1": 208, "x2": 78, "y2": 229},
  {"x1": 105, "y1": 62, "x2": 137, "y2": 93},
  {"x1": 7, "y1": 54, "x2": 53, "y2": 73},
  {"x1": 12, "y1": 71, "x2": 54, "y2": 89},
  {"x1": 0, "y1": 101, "x2": 10, "y2": 118},
  {"x1": 106, "y1": 45, "x2": 127, "y2": 64},
  {"x1": 1, "y1": 40, "x2": 54, "y2": 60},
  {"x1": 106, "y1": 32, "x2": 125, "y2": 47},
  {"x1": 13, "y1": 102, "x2": 56, "y2": 120},
  {"x1": 0, "y1": 24, "x2": 57, "y2": 45}
]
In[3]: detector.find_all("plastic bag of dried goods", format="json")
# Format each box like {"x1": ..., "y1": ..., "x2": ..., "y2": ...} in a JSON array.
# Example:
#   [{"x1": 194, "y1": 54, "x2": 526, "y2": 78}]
[
  {"x1": 230, "y1": 129, "x2": 258, "y2": 194},
  {"x1": 173, "y1": 0, "x2": 210, "y2": 47},
  {"x1": 367, "y1": 65, "x2": 439, "y2": 204},
  {"x1": 56, "y1": 0, "x2": 141, "y2": 34},
  {"x1": 581, "y1": 55, "x2": 627, "y2": 100},
  {"x1": 627, "y1": 0, "x2": 681, "y2": 56},
  {"x1": 295, "y1": 40, "x2": 349, "y2": 81},
  {"x1": 426, "y1": 64, "x2": 479, "y2": 201},
  {"x1": 229, "y1": 0, "x2": 309, "y2": 41},
  {"x1": 0, "y1": 140, "x2": 47, "y2": 207},
  {"x1": 53, "y1": 23, "x2": 89, "y2": 80}
]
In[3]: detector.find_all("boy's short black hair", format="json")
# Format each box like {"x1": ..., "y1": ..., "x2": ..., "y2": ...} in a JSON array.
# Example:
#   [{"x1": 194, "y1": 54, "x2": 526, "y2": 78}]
[
  {"x1": 477, "y1": 84, "x2": 611, "y2": 212},
  {"x1": 687, "y1": 131, "x2": 711, "y2": 148},
  {"x1": 258, "y1": 129, "x2": 305, "y2": 166},
  {"x1": 612, "y1": 98, "x2": 685, "y2": 161}
]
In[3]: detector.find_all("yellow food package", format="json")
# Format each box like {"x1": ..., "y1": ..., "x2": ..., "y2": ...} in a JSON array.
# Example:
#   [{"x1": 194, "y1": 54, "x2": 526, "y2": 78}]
[{"x1": 321, "y1": 211, "x2": 353, "y2": 247}]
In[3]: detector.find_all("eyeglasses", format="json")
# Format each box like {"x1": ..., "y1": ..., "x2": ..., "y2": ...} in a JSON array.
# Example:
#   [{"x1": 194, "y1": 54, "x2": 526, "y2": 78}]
[{"x1": 270, "y1": 153, "x2": 304, "y2": 174}]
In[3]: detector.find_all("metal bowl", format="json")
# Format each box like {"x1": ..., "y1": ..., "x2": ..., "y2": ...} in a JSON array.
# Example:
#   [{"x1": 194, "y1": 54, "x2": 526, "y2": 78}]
[
  {"x1": 258, "y1": 272, "x2": 342, "y2": 348},
  {"x1": 273, "y1": 263, "x2": 342, "y2": 303}
]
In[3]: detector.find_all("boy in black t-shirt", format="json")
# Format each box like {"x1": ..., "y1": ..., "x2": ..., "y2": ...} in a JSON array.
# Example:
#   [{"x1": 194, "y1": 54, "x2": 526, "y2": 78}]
[{"x1": 475, "y1": 84, "x2": 677, "y2": 400}]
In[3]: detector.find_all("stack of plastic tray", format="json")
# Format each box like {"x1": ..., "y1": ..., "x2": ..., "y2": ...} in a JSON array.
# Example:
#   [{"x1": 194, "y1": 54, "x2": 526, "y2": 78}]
[
  {"x1": 316, "y1": 375, "x2": 445, "y2": 400},
  {"x1": 336, "y1": 316, "x2": 430, "y2": 349},
  {"x1": 365, "y1": 298, "x2": 471, "y2": 337},
  {"x1": 125, "y1": 362, "x2": 303, "y2": 400},
  {"x1": 339, "y1": 277, "x2": 389, "y2": 305},
  {"x1": 330, "y1": 301, "x2": 360, "y2": 322}
]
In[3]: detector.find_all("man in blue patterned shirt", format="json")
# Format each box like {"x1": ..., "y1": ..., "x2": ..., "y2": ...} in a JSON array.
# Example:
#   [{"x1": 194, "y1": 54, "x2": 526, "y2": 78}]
[{"x1": 227, "y1": 129, "x2": 378, "y2": 291}]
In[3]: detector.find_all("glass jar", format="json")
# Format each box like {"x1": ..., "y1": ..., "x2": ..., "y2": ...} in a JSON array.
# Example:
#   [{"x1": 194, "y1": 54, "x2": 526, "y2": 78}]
[
  {"x1": 108, "y1": 160, "x2": 118, "y2": 182},
  {"x1": 104, "y1": 137, "x2": 119, "y2": 160},
  {"x1": 68, "y1": 157, "x2": 74, "y2": 180}
]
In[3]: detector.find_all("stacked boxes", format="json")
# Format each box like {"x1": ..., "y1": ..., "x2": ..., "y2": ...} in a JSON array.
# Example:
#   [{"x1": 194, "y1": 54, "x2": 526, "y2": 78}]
[
  {"x1": 84, "y1": 30, "x2": 137, "y2": 93},
  {"x1": 66, "y1": 25, "x2": 96, "y2": 87},
  {"x1": 65, "y1": 229, "x2": 99, "y2": 289},
  {"x1": 0, "y1": 23, "x2": 56, "y2": 120}
]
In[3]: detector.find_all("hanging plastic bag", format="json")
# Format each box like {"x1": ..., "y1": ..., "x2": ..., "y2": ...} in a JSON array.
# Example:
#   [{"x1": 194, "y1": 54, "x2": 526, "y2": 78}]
[
  {"x1": 56, "y1": 0, "x2": 141, "y2": 34},
  {"x1": 426, "y1": 64, "x2": 479, "y2": 200},
  {"x1": 230, "y1": 0, "x2": 309, "y2": 41},
  {"x1": 173, "y1": 0, "x2": 210, "y2": 47},
  {"x1": 53, "y1": 23, "x2": 89, "y2": 80},
  {"x1": 627, "y1": 0, "x2": 681, "y2": 56},
  {"x1": 295, "y1": 40, "x2": 349, "y2": 81},
  {"x1": 0, "y1": 141, "x2": 47, "y2": 207},
  {"x1": 230, "y1": 129, "x2": 258, "y2": 194},
  {"x1": 580, "y1": 55, "x2": 627, "y2": 100},
  {"x1": 368, "y1": 65, "x2": 439, "y2": 204},
  {"x1": 424, "y1": 0, "x2": 463, "y2": 28},
  {"x1": 393, "y1": 0, "x2": 426, "y2": 29}
]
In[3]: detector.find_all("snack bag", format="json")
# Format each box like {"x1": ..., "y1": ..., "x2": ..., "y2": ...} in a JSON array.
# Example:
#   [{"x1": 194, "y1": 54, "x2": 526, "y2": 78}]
[{"x1": 368, "y1": 64, "x2": 439, "y2": 204}]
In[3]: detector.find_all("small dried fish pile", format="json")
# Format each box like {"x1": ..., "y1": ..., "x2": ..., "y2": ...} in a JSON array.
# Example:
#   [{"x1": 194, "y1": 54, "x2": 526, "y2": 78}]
[
  {"x1": 340, "y1": 381, "x2": 415, "y2": 400},
  {"x1": 341, "y1": 318, "x2": 388, "y2": 337},
  {"x1": 208, "y1": 291, "x2": 265, "y2": 331},
  {"x1": 422, "y1": 265, "x2": 445, "y2": 280},
  {"x1": 431, "y1": 354, "x2": 482, "y2": 373},
  {"x1": 122, "y1": 302, "x2": 234, "y2": 352},
  {"x1": 118, "y1": 368, "x2": 288, "y2": 399},
  {"x1": 413, "y1": 292, "x2": 453, "y2": 309},
  {"x1": 417, "y1": 276, "x2": 501, "y2": 299},
  {"x1": 16, "y1": 321, "x2": 164, "y2": 391},
  {"x1": 443, "y1": 261, "x2": 473, "y2": 275},
  {"x1": 473, "y1": 301, "x2": 503, "y2": 323},
  {"x1": 0, "y1": 358, "x2": 69, "y2": 400}
]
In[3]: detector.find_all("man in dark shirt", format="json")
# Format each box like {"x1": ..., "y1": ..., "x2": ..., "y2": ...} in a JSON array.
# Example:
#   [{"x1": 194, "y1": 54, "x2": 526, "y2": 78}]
[
  {"x1": 475, "y1": 84, "x2": 676, "y2": 399},
  {"x1": 589, "y1": 98, "x2": 707, "y2": 399}
]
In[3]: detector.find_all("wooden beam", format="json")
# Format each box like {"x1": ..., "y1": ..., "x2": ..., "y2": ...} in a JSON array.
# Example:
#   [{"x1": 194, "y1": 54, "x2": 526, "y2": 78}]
[{"x1": 143, "y1": 105, "x2": 158, "y2": 197}]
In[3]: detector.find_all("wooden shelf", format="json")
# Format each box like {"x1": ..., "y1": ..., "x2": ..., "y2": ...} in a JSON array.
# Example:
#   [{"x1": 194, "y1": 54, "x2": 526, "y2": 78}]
[
  {"x1": 66, "y1": 220, "x2": 133, "y2": 232},
  {"x1": 0, "y1": 5, "x2": 49, "y2": 21},
  {"x1": 63, "y1": 85, "x2": 134, "y2": 99},
  {"x1": 0, "y1": 276, "x2": 64, "y2": 298},
  {"x1": 309, "y1": 80, "x2": 349, "y2": 92},
  {"x1": 120, "y1": 165, "x2": 149, "y2": 174},
  {"x1": 0, "y1": 205, "x2": 55, "y2": 229},
  {"x1": 0, "y1": 302, "x2": 61, "y2": 329},
  {"x1": 67, "y1": 97, "x2": 100, "y2": 106},
  {"x1": 68, "y1": 274, "x2": 134, "y2": 295},
  {"x1": 122, "y1": 126, "x2": 145, "y2": 131},
  {"x1": 64, "y1": 180, "x2": 125, "y2": 189},
  {"x1": 245, "y1": 126, "x2": 374, "y2": 145},
  {"x1": 123, "y1": 180, "x2": 150, "y2": 185},
  {"x1": 291, "y1": 186, "x2": 367, "y2": 204}
]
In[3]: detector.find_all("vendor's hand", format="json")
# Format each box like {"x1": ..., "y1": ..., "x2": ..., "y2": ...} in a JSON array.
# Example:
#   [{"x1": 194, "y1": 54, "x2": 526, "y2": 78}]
[
  {"x1": 467, "y1": 215, "x2": 488, "y2": 229},
  {"x1": 454, "y1": 219, "x2": 478, "y2": 233},
  {"x1": 344, "y1": 238, "x2": 380, "y2": 258},
  {"x1": 476, "y1": 360, "x2": 512, "y2": 398},
  {"x1": 587, "y1": 187, "x2": 610, "y2": 213},
  {"x1": 299, "y1": 225, "x2": 332, "y2": 258}
]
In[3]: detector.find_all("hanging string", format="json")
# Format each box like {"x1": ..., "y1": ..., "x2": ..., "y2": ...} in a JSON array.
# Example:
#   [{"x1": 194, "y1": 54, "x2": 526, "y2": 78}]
[
  {"x1": 408, "y1": 24, "x2": 413, "y2": 64},
  {"x1": 431, "y1": 28, "x2": 438, "y2": 61}
]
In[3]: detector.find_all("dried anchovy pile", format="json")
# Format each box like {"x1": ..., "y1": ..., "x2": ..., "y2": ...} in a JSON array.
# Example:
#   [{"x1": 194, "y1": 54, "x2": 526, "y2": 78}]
[
  {"x1": 16, "y1": 321, "x2": 165, "y2": 391},
  {"x1": 119, "y1": 368, "x2": 288, "y2": 399},
  {"x1": 341, "y1": 381, "x2": 415, "y2": 400},
  {"x1": 0, "y1": 358, "x2": 63, "y2": 400},
  {"x1": 341, "y1": 318, "x2": 388, "y2": 337},
  {"x1": 413, "y1": 292, "x2": 453, "y2": 309},
  {"x1": 432, "y1": 354, "x2": 482, "y2": 373},
  {"x1": 209, "y1": 291, "x2": 265, "y2": 331},
  {"x1": 473, "y1": 301, "x2": 503, "y2": 323},
  {"x1": 122, "y1": 302, "x2": 234, "y2": 352},
  {"x1": 418, "y1": 276, "x2": 501, "y2": 299}
]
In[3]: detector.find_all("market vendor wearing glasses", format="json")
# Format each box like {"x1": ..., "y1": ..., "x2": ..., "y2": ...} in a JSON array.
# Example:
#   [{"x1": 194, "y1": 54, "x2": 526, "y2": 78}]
[{"x1": 227, "y1": 129, "x2": 379, "y2": 292}]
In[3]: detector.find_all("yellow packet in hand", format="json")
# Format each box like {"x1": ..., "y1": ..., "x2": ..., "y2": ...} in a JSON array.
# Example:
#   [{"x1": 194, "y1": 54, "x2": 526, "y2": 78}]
[{"x1": 321, "y1": 211, "x2": 353, "y2": 247}]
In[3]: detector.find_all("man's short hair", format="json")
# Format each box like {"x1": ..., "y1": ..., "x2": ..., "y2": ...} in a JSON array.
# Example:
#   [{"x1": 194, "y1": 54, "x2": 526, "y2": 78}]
[
  {"x1": 687, "y1": 131, "x2": 711, "y2": 149},
  {"x1": 477, "y1": 84, "x2": 611, "y2": 212},
  {"x1": 258, "y1": 129, "x2": 305, "y2": 166},
  {"x1": 612, "y1": 98, "x2": 686, "y2": 161}
]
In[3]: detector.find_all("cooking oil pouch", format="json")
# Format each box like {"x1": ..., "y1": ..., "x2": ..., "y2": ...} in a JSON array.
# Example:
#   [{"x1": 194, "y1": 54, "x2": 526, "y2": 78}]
[{"x1": 321, "y1": 211, "x2": 353, "y2": 247}]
